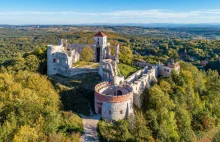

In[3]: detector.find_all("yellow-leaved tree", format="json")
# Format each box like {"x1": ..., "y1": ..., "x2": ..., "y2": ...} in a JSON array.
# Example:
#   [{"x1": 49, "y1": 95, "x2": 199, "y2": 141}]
[{"x1": 81, "y1": 46, "x2": 94, "y2": 63}]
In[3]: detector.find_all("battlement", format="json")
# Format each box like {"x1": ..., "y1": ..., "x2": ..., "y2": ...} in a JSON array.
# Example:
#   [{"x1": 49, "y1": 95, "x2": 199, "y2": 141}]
[{"x1": 95, "y1": 82, "x2": 133, "y2": 103}]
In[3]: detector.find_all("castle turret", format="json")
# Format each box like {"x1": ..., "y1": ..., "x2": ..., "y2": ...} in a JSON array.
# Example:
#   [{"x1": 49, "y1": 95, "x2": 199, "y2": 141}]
[
  {"x1": 94, "y1": 31, "x2": 108, "y2": 62},
  {"x1": 94, "y1": 31, "x2": 107, "y2": 46}
]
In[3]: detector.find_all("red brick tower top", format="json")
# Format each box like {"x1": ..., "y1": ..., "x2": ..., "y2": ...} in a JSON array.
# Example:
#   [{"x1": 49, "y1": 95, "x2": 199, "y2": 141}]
[{"x1": 94, "y1": 31, "x2": 106, "y2": 37}]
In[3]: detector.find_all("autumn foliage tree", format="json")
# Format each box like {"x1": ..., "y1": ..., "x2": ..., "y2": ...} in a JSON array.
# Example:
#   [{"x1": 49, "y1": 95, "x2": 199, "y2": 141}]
[
  {"x1": 81, "y1": 46, "x2": 94, "y2": 63},
  {"x1": 0, "y1": 70, "x2": 83, "y2": 141}
]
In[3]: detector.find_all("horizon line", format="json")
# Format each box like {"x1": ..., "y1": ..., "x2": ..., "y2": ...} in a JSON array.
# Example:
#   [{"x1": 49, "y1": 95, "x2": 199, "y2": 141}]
[{"x1": 1, "y1": 23, "x2": 220, "y2": 26}]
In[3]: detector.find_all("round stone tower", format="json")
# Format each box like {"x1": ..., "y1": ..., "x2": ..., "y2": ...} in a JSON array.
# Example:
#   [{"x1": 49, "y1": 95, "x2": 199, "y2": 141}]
[{"x1": 94, "y1": 82, "x2": 134, "y2": 121}]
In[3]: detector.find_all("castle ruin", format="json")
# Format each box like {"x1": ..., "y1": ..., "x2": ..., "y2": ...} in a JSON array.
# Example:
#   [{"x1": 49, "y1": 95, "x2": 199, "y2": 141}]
[{"x1": 47, "y1": 32, "x2": 180, "y2": 121}]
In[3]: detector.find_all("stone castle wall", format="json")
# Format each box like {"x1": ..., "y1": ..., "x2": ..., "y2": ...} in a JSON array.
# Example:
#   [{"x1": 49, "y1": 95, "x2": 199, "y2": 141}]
[
  {"x1": 158, "y1": 64, "x2": 180, "y2": 77},
  {"x1": 94, "y1": 82, "x2": 133, "y2": 121},
  {"x1": 58, "y1": 67, "x2": 98, "y2": 77},
  {"x1": 100, "y1": 99, "x2": 133, "y2": 121},
  {"x1": 125, "y1": 66, "x2": 158, "y2": 108}
]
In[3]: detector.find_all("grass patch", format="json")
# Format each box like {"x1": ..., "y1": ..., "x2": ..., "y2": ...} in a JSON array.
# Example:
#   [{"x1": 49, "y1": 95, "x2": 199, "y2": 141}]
[
  {"x1": 73, "y1": 61, "x2": 100, "y2": 68},
  {"x1": 50, "y1": 73, "x2": 101, "y2": 116},
  {"x1": 118, "y1": 63, "x2": 139, "y2": 78}
]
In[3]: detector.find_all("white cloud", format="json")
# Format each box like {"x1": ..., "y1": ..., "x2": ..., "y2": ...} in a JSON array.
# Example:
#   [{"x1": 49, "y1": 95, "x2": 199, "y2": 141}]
[{"x1": 1, "y1": 9, "x2": 220, "y2": 24}]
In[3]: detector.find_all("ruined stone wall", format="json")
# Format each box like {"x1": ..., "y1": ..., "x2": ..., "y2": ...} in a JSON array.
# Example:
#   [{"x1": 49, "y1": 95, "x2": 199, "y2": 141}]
[
  {"x1": 158, "y1": 65, "x2": 173, "y2": 77},
  {"x1": 125, "y1": 66, "x2": 158, "y2": 108},
  {"x1": 47, "y1": 45, "x2": 64, "y2": 75},
  {"x1": 158, "y1": 64, "x2": 180, "y2": 77},
  {"x1": 125, "y1": 69, "x2": 144, "y2": 83},
  {"x1": 134, "y1": 61, "x2": 151, "y2": 68},
  {"x1": 113, "y1": 76, "x2": 124, "y2": 85},
  {"x1": 57, "y1": 68, "x2": 98, "y2": 77},
  {"x1": 47, "y1": 43, "x2": 98, "y2": 77},
  {"x1": 98, "y1": 59, "x2": 123, "y2": 84}
]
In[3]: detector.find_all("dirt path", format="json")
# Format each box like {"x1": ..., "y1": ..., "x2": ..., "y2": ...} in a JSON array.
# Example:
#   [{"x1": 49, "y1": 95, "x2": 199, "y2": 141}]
[{"x1": 80, "y1": 114, "x2": 101, "y2": 142}]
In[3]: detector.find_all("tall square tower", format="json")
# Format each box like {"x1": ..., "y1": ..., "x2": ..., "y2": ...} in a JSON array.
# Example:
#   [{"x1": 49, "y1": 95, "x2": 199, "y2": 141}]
[{"x1": 94, "y1": 31, "x2": 107, "y2": 62}]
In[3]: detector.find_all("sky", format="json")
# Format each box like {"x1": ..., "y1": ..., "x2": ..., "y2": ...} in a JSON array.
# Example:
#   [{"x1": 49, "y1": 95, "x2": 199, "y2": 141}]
[{"x1": 1, "y1": 0, "x2": 220, "y2": 24}]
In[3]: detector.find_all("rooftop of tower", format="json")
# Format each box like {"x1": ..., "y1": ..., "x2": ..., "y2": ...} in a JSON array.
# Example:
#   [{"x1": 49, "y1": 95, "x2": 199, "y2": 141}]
[{"x1": 94, "y1": 31, "x2": 106, "y2": 37}]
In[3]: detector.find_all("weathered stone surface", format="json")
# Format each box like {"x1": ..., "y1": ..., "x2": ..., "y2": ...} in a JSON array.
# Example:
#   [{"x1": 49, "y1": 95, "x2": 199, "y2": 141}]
[{"x1": 94, "y1": 82, "x2": 134, "y2": 121}]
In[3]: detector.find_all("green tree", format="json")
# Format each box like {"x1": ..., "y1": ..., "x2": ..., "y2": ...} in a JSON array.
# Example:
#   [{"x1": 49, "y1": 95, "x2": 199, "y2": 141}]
[
  {"x1": 13, "y1": 125, "x2": 38, "y2": 142},
  {"x1": 168, "y1": 48, "x2": 179, "y2": 59},
  {"x1": 131, "y1": 112, "x2": 153, "y2": 141},
  {"x1": 25, "y1": 55, "x2": 40, "y2": 72},
  {"x1": 119, "y1": 46, "x2": 133, "y2": 65},
  {"x1": 81, "y1": 46, "x2": 94, "y2": 63},
  {"x1": 0, "y1": 71, "x2": 61, "y2": 141},
  {"x1": 175, "y1": 106, "x2": 195, "y2": 141}
]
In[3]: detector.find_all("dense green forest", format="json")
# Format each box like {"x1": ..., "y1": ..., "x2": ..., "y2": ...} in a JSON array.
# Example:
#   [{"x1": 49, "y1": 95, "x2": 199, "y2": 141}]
[
  {"x1": 99, "y1": 62, "x2": 220, "y2": 141},
  {"x1": 1, "y1": 26, "x2": 220, "y2": 141}
]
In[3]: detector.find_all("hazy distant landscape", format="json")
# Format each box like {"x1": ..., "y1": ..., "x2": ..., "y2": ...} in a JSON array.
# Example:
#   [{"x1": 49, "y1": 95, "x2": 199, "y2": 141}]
[{"x1": 1, "y1": 25, "x2": 220, "y2": 39}]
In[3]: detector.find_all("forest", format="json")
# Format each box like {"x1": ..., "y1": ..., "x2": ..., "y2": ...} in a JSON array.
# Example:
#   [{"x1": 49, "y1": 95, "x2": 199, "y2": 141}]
[{"x1": 0, "y1": 26, "x2": 220, "y2": 141}]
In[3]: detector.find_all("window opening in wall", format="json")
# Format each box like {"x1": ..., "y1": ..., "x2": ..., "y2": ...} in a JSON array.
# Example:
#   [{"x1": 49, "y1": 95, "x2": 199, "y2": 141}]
[
  {"x1": 120, "y1": 110, "x2": 123, "y2": 114},
  {"x1": 117, "y1": 90, "x2": 122, "y2": 96},
  {"x1": 109, "y1": 110, "x2": 111, "y2": 114},
  {"x1": 53, "y1": 59, "x2": 56, "y2": 63}
]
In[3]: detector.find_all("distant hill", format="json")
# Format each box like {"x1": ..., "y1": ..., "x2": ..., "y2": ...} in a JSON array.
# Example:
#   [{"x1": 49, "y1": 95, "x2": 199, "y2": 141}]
[{"x1": 2, "y1": 23, "x2": 220, "y2": 28}]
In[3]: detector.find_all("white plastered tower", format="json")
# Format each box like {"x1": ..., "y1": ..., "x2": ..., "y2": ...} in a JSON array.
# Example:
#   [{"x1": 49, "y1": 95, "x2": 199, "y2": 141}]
[{"x1": 94, "y1": 32, "x2": 108, "y2": 62}]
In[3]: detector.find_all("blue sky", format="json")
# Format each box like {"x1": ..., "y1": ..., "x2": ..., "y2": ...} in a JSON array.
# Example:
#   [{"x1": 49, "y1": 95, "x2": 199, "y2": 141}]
[{"x1": 1, "y1": 0, "x2": 220, "y2": 24}]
